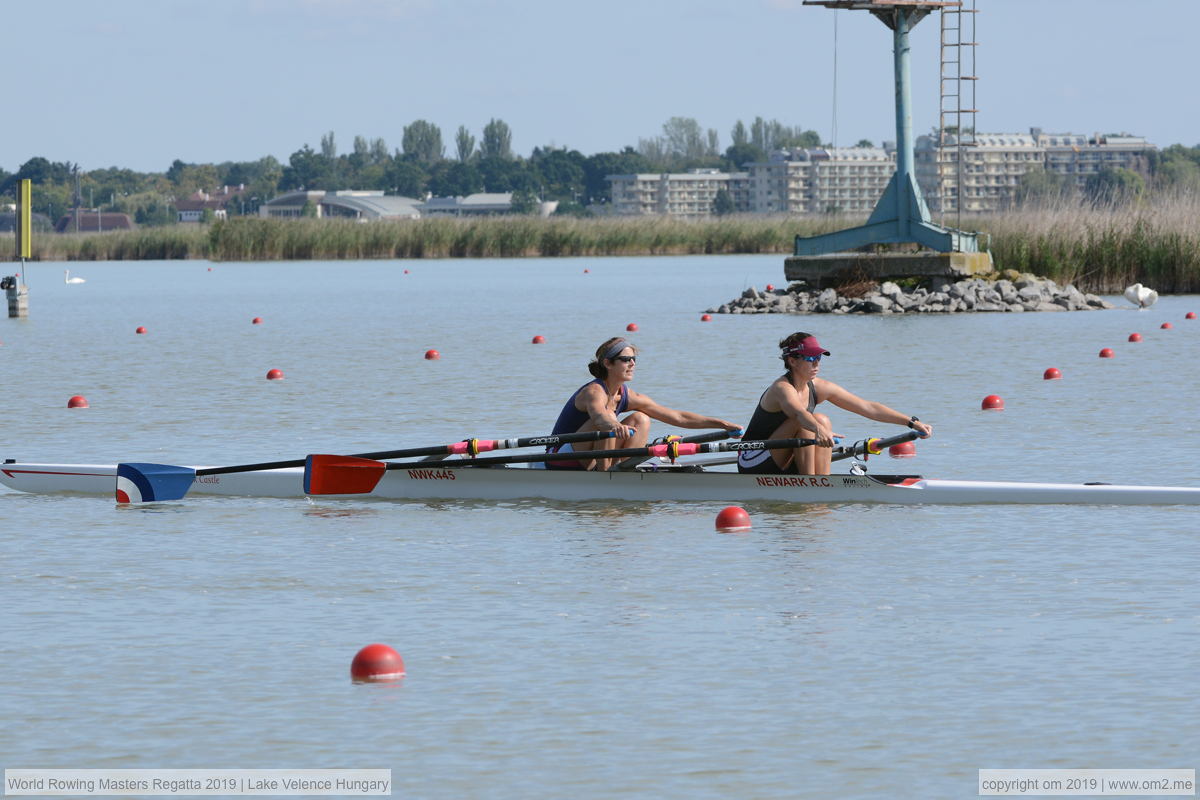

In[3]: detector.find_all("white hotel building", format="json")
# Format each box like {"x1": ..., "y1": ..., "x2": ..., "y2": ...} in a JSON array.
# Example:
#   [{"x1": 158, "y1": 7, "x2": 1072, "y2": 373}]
[
  {"x1": 608, "y1": 129, "x2": 1155, "y2": 219},
  {"x1": 608, "y1": 148, "x2": 894, "y2": 218}
]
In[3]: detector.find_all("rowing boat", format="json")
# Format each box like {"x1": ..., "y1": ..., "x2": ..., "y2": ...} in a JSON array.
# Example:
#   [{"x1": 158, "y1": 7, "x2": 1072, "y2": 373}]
[{"x1": 4, "y1": 459, "x2": 1200, "y2": 505}]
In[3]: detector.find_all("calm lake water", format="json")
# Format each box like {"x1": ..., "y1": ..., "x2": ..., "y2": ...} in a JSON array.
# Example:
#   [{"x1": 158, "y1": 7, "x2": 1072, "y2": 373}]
[{"x1": 2, "y1": 256, "x2": 1197, "y2": 799}]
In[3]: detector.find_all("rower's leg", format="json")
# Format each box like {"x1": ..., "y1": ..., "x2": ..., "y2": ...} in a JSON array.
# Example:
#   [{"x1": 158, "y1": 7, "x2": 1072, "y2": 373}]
[
  {"x1": 620, "y1": 411, "x2": 650, "y2": 449},
  {"x1": 793, "y1": 412, "x2": 833, "y2": 475},
  {"x1": 761, "y1": 417, "x2": 803, "y2": 472},
  {"x1": 574, "y1": 411, "x2": 650, "y2": 470},
  {"x1": 589, "y1": 411, "x2": 649, "y2": 470}
]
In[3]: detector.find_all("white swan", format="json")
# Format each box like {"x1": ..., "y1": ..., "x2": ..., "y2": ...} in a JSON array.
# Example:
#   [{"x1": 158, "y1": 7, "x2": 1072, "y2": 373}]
[
  {"x1": 1123, "y1": 282, "x2": 1157, "y2": 309},
  {"x1": 64, "y1": 270, "x2": 86, "y2": 284}
]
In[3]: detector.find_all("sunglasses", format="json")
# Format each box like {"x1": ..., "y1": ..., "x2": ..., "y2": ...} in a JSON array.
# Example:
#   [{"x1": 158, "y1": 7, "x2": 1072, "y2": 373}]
[
  {"x1": 799, "y1": 355, "x2": 821, "y2": 363},
  {"x1": 612, "y1": 355, "x2": 637, "y2": 363}
]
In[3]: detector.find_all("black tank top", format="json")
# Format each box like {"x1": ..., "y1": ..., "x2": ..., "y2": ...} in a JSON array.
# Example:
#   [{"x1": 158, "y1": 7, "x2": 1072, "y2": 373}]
[{"x1": 743, "y1": 380, "x2": 817, "y2": 440}]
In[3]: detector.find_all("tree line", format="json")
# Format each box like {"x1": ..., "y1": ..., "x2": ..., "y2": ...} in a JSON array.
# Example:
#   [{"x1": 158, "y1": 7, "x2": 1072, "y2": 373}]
[
  {"x1": 0, "y1": 116, "x2": 827, "y2": 225},
  {"x1": 5, "y1": 116, "x2": 1197, "y2": 226}
]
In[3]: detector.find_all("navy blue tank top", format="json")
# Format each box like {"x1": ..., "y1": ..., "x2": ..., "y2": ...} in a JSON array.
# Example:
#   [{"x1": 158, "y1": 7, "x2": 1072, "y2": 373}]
[{"x1": 550, "y1": 380, "x2": 629, "y2": 437}]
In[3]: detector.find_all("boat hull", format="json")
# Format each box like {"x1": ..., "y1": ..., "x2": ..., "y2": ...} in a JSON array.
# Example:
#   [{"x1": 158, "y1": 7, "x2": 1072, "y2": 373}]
[{"x1": 4, "y1": 461, "x2": 1200, "y2": 505}]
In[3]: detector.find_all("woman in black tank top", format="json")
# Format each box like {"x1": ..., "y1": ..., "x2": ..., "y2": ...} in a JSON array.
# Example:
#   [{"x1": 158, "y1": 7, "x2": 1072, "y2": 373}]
[{"x1": 737, "y1": 332, "x2": 933, "y2": 476}]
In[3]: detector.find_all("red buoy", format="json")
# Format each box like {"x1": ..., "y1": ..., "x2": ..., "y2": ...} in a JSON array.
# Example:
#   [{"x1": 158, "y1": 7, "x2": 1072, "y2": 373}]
[
  {"x1": 135, "y1": 326, "x2": 147, "y2": 335},
  {"x1": 424, "y1": 349, "x2": 440, "y2": 360},
  {"x1": 1128, "y1": 333, "x2": 1142, "y2": 342},
  {"x1": 1099, "y1": 348, "x2": 1115, "y2": 358},
  {"x1": 350, "y1": 643, "x2": 405, "y2": 682},
  {"x1": 1187, "y1": 312, "x2": 1197, "y2": 320},
  {"x1": 1043, "y1": 367, "x2": 1061, "y2": 380},
  {"x1": 403, "y1": 269, "x2": 410, "y2": 274},
  {"x1": 889, "y1": 440, "x2": 917, "y2": 458},
  {"x1": 252, "y1": 317, "x2": 263, "y2": 325},
  {"x1": 626, "y1": 323, "x2": 638, "y2": 332},
  {"x1": 67, "y1": 395, "x2": 89, "y2": 409},
  {"x1": 701, "y1": 314, "x2": 712, "y2": 321},
  {"x1": 531, "y1": 335, "x2": 545, "y2": 344},
  {"x1": 583, "y1": 268, "x2": 590, "y2": 273},
  {"x1": 981, "y1": 394, "x2": 1004, "y2": 411},
  {"x1": 1161, "y1": 322, "x2": 1173, "y2": 329},
  {"x1": 266, "y1": 368, "x2": 284, "y2": 380},
  {"x1": 715, "y1": 506, "x2": 751, "y2": 532},
  {"x1": 765, "y1": 283, "x2": 775, "y2": 292}
]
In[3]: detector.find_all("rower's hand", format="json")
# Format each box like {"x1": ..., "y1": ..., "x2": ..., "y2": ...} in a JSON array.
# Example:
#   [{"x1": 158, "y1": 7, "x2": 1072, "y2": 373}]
[
  {"x1": 717, "y1": 420, "x2": 743, "y2": 437},
  {"x1": 912, "y1": 420, "x2": 933, "y2": 439},
  {"x1": 814, "y1": 423, "x2": 837, "y2": 448},
  {"x1": 610, "y1": 422, "x2": 636, "y2": 439}
]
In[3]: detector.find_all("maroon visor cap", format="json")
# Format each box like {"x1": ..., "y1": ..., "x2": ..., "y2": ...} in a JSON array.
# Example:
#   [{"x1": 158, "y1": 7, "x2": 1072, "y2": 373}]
[{"x1": 782, "y1": 336, "x2": 831, "y2": 359}]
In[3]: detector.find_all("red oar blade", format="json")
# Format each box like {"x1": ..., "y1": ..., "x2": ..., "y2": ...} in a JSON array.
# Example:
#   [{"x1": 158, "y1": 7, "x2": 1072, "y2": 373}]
[{"x1": 304, "y1": 455, "x2": 387, "y2": 495}]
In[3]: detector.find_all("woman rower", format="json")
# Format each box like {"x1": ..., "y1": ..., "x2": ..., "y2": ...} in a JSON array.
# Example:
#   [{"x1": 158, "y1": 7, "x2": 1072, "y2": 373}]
[
  {"x1": 545, "y1": 336, "x2": 741, "y2": 470},
  {"x1": 737, "y1": 332, "x2": 933, "y2": 476}
]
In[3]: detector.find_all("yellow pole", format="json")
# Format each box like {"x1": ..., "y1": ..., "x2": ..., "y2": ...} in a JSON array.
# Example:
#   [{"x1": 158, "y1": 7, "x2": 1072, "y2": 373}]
[{"x1": 17, "y1": 179, "x2": 32, "y2": 260}]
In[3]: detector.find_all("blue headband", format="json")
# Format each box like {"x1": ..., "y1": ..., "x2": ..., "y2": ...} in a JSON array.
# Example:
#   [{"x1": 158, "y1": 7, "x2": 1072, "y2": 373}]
[{"x1": 602, "y1": 339, "x2": 631, "y2": 361}]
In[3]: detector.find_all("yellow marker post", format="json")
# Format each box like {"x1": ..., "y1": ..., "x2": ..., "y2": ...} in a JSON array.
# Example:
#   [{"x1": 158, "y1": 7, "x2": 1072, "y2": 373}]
[
  {"x1": 17, "y1": 179, "x2": 32, "y2": 259},
  {"x1": 7, "y1": 178, "x2": 31, "y2": 316}
]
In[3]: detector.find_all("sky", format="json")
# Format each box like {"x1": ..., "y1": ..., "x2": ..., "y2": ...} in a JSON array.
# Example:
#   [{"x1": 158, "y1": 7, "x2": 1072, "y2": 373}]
[{"x1": 5, "y1": 0, "x2": 1199, "y2": 174}]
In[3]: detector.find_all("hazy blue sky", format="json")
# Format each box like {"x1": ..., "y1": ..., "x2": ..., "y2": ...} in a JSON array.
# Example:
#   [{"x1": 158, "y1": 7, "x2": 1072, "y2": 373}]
[{"x1": 7, "y1": 0, "x2": 1197, "y2": 173}]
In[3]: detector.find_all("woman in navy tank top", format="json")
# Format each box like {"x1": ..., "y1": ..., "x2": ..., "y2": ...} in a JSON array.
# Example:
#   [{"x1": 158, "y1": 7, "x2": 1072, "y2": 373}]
[
  {"x1": 546, "y1": 337, "x2": 740, "y2": 471},
  {"x1": 737, "y1": 332, "x2": 933, "y2": 476}
]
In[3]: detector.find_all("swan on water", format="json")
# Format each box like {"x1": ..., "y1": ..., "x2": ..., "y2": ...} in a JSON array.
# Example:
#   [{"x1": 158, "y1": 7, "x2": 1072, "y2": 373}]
[
  {"x1": 64, "y1": 270, "x2": 86, "y2": 284},
  {"x1": 1123, "y1": 283, "x2": 1157, "y2": 308}
]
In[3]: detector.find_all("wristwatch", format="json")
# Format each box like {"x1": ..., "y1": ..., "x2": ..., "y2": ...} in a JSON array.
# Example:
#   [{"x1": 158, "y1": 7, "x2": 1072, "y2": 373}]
[{"x1": 907, "y1": 416, "x2": 920, "y2": 429}]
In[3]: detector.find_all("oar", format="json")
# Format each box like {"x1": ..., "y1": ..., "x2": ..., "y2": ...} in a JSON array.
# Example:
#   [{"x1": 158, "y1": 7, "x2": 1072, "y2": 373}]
[
  {"x1": 831, "y1": 430, "x2": 920, "y2": 462},
  {"x1": 612, "y1": 429, "x2": 741, "y2": 471},
  {"x1": 114, "y1": 429, "x2": 620, "y2": 503},
  {"x1": 659, "y1": 431, "x2": 918, "y2": 468},
  {"x1": 304, "y1": 434, "x2": 811, "y2": 495}
]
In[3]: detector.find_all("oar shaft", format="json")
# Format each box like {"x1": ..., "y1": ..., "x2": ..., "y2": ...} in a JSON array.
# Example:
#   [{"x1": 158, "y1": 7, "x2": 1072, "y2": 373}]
[
  {"x1": 198, "y1": 429, "x2": 618, "y2": 476},
  {"x1": 385, "y1": 435, "x2": 810, "y2": 470}
]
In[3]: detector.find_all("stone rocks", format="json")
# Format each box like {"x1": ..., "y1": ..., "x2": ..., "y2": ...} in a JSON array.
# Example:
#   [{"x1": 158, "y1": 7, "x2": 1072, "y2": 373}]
[{"x1": 708, "y1": 274, "x2": 1115, "y2": 316}]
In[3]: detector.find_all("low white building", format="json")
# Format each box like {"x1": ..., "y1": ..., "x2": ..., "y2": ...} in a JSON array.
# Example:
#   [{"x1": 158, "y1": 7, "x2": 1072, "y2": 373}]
[{"x1": 260, "y1": 190, "x2": 422, "y2": 220}]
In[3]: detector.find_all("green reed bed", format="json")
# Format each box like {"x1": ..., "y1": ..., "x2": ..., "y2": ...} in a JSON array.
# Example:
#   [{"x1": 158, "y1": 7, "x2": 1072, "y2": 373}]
[
  {"x1": 972, "y1": 195, "x2": 1200, "y2": 292},
  {"x1": 20, "y1": 200, "x2": 1200, "y2": 293},
  {"x1": 31, "y1": 227, "x2": 209, "y2": 261}
]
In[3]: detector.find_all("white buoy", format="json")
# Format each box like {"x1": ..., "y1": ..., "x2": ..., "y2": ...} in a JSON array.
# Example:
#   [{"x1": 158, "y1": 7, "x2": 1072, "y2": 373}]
[
  {"x1": 64, "y1": 270, "x2": 86, "y2": 284},
  {"x1": 1123, "y1": 283, "x2": 1157, "y2": 309}
]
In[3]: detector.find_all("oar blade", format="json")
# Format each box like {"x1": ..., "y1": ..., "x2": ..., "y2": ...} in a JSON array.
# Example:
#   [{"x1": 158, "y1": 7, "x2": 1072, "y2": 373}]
[
  {"x1": 304, "y1": 455, "x2": 387, "y2": 496},
  {"x1": 115, "y1": 463, "x2": 196, "y2": 503}
]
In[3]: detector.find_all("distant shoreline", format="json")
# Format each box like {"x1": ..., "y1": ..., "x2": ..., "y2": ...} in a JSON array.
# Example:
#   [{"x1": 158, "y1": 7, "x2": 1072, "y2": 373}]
[{"x1": 12, "y1": 202, "x2": 1200, "y2": 293}]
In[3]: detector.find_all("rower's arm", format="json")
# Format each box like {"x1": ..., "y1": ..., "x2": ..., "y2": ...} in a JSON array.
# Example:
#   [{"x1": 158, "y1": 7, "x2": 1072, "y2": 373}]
[
  {"x1": 773, "y1": 383, "x2": 835, "y2": 445},
  {"x1": 626, "y1": 391, "x2": 740, "y2": 431},
  {"x1": 578, "y1": 384, "x2": 629, "y2": 434},
  {"x1": 824, "y1": 383, "x2": 932, "y2": 437}
]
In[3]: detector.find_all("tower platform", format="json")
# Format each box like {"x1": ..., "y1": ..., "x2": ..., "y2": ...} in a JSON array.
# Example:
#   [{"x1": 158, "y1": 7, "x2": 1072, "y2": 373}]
[{"x1": 784, "y1": 250, "x2": 993, "y2": 288}]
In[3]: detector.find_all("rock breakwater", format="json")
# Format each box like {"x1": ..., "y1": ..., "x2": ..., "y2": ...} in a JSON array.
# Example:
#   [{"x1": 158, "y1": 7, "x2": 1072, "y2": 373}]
[{"x1": 710, "y1": 274, "x2": 1115, "y2": 315}]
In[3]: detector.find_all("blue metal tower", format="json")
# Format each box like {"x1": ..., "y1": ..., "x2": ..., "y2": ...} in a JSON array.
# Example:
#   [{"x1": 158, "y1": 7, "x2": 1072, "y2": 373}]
[{"x1": 795, "y1": 1, "x2": 982, "y2": 256}]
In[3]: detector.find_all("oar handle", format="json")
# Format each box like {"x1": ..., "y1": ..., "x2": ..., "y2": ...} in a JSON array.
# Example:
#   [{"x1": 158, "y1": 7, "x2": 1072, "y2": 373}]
[
  {"x1": 831, "y1": 430, "x2": 920, "y2": 462},
  {"x1": 198, "y1": 429, "x2": 619, "y2": 476}
]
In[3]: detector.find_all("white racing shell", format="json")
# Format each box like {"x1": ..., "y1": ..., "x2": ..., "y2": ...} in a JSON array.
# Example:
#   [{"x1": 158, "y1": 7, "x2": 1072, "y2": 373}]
[{"x1": 4, "y1": 460, "x2": 1200, "y2": 505}]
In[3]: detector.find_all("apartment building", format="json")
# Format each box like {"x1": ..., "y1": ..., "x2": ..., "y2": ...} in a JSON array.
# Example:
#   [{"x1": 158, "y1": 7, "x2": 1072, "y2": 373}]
[
  {"x1": 608, "y1": 169, "x2": 751, "y2": 219},
  {"x1": 916, "y1": 128, "x2": 1155, "y2": 213},
  {"x1": 610, "y1": 149, "x2": 894, "y2": 218},
  {"x1": 747, "y1": 147, "x2": 895, "y2": 215}
]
